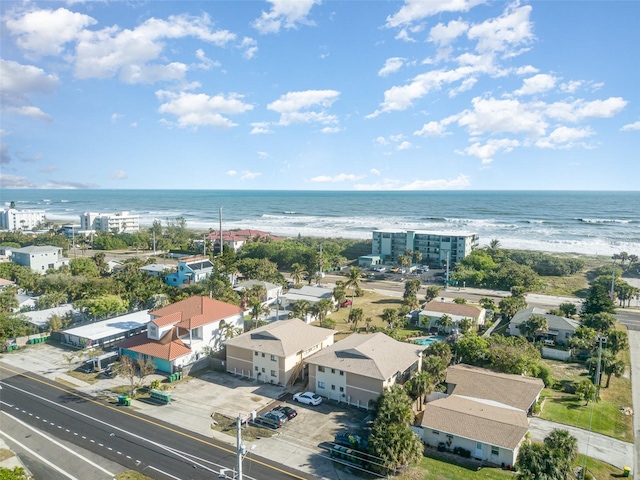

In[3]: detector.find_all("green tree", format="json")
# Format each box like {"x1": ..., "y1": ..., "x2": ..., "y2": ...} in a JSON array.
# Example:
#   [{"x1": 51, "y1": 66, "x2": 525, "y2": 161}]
[
  {"x1": 332, "y1": 287, "x2": 347, "y2": 308},
  {"x1": 348, "y1": 307, "x2": 363, "y2": 331},
  {"x1": 0, "y1": 286, "x2": 19, "y2": 312},
  {"x1": 603, "y1": 357, "x2": 625, "y2": 388},
  {"x1": 459, "y1": 317, "x2": 473, "y2": 334},
  {"x1": 582, "y1": 312, "x2": 616, "y2": 334},
  {"x1": 70, "y1": 257, "x2": 100, "y2": 277},
  {"x1": 405, "y1": 370, "x2": 432, "y2": 410},
  {"x1": 289, "y1": 263, "x2": 307, "y2": 285},
  {"x1": 479, "y1": 297, "x2": 497, "y2": 311},
  {"x1": 382, "y1": 308, "x2": 399, "y2": 328},
  {"x1": 576, "y1": 379, "x2": 596, "y2": 405},
  {"x1": 581, "y1": 283, "x2": 615, "y2": 315},
  {"x1": 424, "y1": 285, "x2": 442, "y2": 303},
  {"x1": 499, "y1": 295, "x2": 527, "y2": 320},
  {"x1": 0, "y1": 466, "x2": 29, "y2": 479},
  {"x1": 454, "y1": 333, "x2": 489, "y2": 365},
  {"x1": 343, "y1": 266, "x2": 364, "y2": 297},
  {"x1": 436, "y1": 314, "x2": 453, "y2": 334},
  {"x1": 606, "y1": 329, "x2": 628, "y2": 356},
  {"x1": 558, "y1": 302, "x2": 577, "y2": 317},
  {"x1": 248, "y1": 297, "x2": 270, "y2": 329},
  {"x1": 292, "y1": 300, "x2": 310, "y2": 320},
  {"x1": 76, "y1": 294, "x2": 127, "y2": 319},
  {"x1": 519, "y1": 314, "x2": 548, "y2": 341}
]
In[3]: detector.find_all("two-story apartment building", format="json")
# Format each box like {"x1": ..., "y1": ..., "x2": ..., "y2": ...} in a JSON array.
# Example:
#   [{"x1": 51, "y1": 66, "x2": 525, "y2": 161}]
[
  {"x1": 11, "y1": 245, "x2": 69, "y2": 274},
  {"x1": 371, "y1": 230, "x2": 478, "y2": 267},
  {"x1": 225, "y1": 318, "x2": 335, "y2": 385},
  {"x1": 305, "y1": 332, "x2": 424, "y2": 409},
  {"x1": 80, "y1": 211, "x2": 139, "y2": 233}
]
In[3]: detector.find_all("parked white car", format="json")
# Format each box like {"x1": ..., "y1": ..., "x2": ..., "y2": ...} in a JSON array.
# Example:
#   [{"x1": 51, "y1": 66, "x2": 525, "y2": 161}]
[{"x1": 293, "y1": 391, "x2": 323, "y2": 406}]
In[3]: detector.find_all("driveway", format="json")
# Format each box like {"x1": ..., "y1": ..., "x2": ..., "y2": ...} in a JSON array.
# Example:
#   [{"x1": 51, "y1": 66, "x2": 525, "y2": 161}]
[{"x1": 529, "y1": 417, "x2": 632, "y2": 470}]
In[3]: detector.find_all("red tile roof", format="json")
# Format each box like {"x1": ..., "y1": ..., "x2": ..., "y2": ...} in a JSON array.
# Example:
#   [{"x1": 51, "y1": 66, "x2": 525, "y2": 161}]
[
  {"x1": 118, "y1": 328, "x2": 191, "y2": 361},
  {"x1": 150, "y1": 296, "x2": 244, "y2": 330}
]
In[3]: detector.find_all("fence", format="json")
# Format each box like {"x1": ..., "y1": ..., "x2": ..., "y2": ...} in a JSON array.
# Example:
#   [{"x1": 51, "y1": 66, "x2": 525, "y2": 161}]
[{"x1": 541, "y1": 347, "x2": 572, "y2": 361}]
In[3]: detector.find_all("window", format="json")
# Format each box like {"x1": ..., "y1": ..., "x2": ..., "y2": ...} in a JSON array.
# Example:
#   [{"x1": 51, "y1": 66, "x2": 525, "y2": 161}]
[
  {"x1": 339, "y1": 370, "x2": 344, "y2": 376},
  {"x1": 254, "y1": 366, "x2": 259, "y2": 371},
  {"x1": 331, "y1": 368, "x2": 335, "y2": 374},
  {"x1": 261, "y1": 368, "x2": 265, "y2": 373},
  {"x1": 432, "y1": 430, "x2": 440, "y2": 435},
  {"x1": 254, "y1": 351, "x2": 258, "y2": 356},
  {"x1": 331, "y1": 385, "x2": 335, "y2": 391},
  {"x1": 261, "y1": 353, "x2": 265, "y2": 357},
  {"x1": 318, "y1": 366, "x2": 325, "y2": 373},
  {"x1": 271, "y1": 370, "x2": 276, "y2": 377},
  {"x1": 491, "y1": 446, "x2": 499, "y2": 456},
  {"x1": 339, "y1": 387, "x2": 344, "y2": 392},
  {"x1": 271, "y1": 355, "x2": 277, "y2": 361},
  {"x1": 318, "y1": 381, "x2": 325, "y2": 389}
]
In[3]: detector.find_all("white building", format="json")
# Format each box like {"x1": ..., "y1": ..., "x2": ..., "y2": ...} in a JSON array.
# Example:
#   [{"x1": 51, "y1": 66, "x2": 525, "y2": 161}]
[
  {"x1": 0, "y1": 208, "x2": 46, "y2": 231},
  {"x1": 11, "y1": 245, "x2": 69, "y2": 274},
  {"x1": 372, "y1": 230, "x2": 479, "y2": 267},
  {"x1": 80, "y1": 211, "x2": 139, "y2": 233}
]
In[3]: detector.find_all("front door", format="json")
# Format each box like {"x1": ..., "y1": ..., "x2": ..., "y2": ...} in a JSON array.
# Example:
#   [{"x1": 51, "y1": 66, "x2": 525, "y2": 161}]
[{"x1": 475, "y1": 441, "x2": 483, "y2": 459}]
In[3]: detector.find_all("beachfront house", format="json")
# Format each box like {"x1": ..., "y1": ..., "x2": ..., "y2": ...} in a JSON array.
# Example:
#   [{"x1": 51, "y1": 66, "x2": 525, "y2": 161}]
[
  {"x1": 11, "y1": 245, "x2": 69, "y2": 274},
  {"x1": 225, "y1": 318, "x2": 335, "y2": 385},
  {"x1": 416, "y1": 364, "x2": 544, "y2": 467},
  {"x1": 164, "y1": 255, "x2": 215, "y2": 287},
  {"x1": 418, "y1": 300, "x2": 486, "y2": 333},
  {"x1": 304, "y1": 332, "x2": 424, "y2": 409},
  {"x1": 80, "y1": 211, "x2": 139, "y2": 233},
  {"x1": 508, "y1": 307, "x2": 580, "y2": 345},
  {"x1": 206, "y1": 229, "x2": 272, "y2": 252},
  {"x1": 0, "y1": 207, "x2": 45, "y2": 231},
  {"x1": 116, "y1": 296, "x2": 244, "y2": 373}
]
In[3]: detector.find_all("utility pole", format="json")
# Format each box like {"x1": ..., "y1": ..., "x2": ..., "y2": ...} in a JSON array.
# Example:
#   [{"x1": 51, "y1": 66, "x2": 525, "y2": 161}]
[
  {"x1": 235, "y1": 413, "x2": 252, "y2": 480},
  {"x1": 219, "y1": 207, "x2": 223, "y2": 257},
  {"x1": 610, "y1": 259, "x2": 617, "y2": 301},
  {"x1": 594, "y1": 335, "x2": 607, "y2": 400}
]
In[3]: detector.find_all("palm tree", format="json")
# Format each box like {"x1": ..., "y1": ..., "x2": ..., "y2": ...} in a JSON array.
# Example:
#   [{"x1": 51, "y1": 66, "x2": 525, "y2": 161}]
[
  {"x1": 249, "y1": 298, "x2": 269, "y2": 329},
  {"x1": 489, "y1": 239, "x2": 501, "y2": 250},
  {"x1": 424, "y1": 286, "x2": 442, "y2": 303},
  {"x1": 436, "y1": 314, "x2": 453, "y2": 334},
  {"x1": 405, "y1": 370, "x2": 432, "y2": 410},
  {"x1": 413, "y1": 250, "x2": 423, "y2": 266},
  {"x1": 313, "y1": 298, "x2": 334, "y2": 324},
  {"x1": 382, "y1": 308, "x2": 399, "y2": 328},
  {"x1": 292, "y1": 300, "x2": 310, "y2": 321},
  {"x1": 344, "y1": 267, "x2": 364, "y2": 292},
  {"x1": 348, "y1": 307, "x2": 364, "y2": 331},
  {"x1": 289, "y1": 263, "x2": 307, "y2": 285},
  {"x1": 364, "y1": 317, "x2": 373, "y2": 332},
  {"x1": 333, "y1": 287, "x2": 347, "y2": 308}
]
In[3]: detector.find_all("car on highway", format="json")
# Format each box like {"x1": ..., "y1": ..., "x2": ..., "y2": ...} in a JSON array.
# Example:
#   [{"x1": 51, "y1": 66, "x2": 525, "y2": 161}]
[
  {"x1": 273, "y1": 405, "x2": 297, "y2": 419},
  {"x1": 293, "y1": 391, "x2": 323, "y2": 406}
]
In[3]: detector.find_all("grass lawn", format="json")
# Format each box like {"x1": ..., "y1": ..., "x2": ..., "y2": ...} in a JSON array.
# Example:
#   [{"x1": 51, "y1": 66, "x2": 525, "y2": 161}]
[
  {"x1": 115, "y1": 472, "x2": 154, "y2": 480},
  {"x1": 539, "y1": 357, "x2": 633, "y2": 442}
]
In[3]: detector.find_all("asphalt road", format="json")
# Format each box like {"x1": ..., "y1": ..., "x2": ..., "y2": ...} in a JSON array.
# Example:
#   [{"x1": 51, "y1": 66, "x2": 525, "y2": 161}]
[{"x1": 0, "y1": 367, "x2": 310, "y2": 480}]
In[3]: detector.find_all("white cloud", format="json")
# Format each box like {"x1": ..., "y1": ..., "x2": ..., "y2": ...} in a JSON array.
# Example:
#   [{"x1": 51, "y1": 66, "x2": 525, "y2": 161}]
[
  {"x1": 194, "y1": 48, "x2": 220, "y2": 70},
  {"x1": 545, "y1": 97, "x2": 628, "y2": 123},
  {"x1": 448, "y1": 77, "x2": 477, "y2": 97},
  {"x1": 240, "y1": 171, "x2": 261, "y2": 180},
  {"x1": 374, "y1": 137, "x2": 388, "y2": 146},
  {"x1": 459, "y1": 138, "x2": 520, "y2": 164},
  {"x1": 397, "y1": 141, "x2": 412, "y2": 150},
  {"x1": 226, "y1": 170, "x2": 237, "y2": 176},
  {"x1": 560, "y1": 80, "x2": 583, "y2": 93},
  {"x1": 535, "y1": 126, "x2": 594, "y2": 149},
  {"x1": 250, "y1": 122, "x2": 274, "y2": 134},
  {"x1": 370, "y1": 168, "x2": 381, "y2": 176},
  {"x1": 5, "y1": 7, "x2": 96, "y2": 56},
  {"x1": 514, "y1": 73, "x2": 557, "y2": 96},
  {"x1": 621, "y1": 121, "x2": 640, "y2": 131},
  {"x1": 378, "y1": 57, "x2": 406, "y2": 77},
  {"x1": 73, "y1": 13, "x2": 236, "y2": 82},
  {"x1": 514, "y1": 65, "x2": 538, "y2": 75},
  {"x1": 354, "y1": 174, "x2": 471, "y2": 190},
  {"x1": 111, "y1": 113, "x2": 123, "y2": 123},
  {"x1": 386, "y1": 0, "x2": 485, "y2": 28},
  {"x1": 457, "y1": 96, "x2": 547, "y2": 136},
  {"x1": 109, "y1": 170, "x2": 127, "y2": 180},
  {"x1": 321, "y1": 126, "x2": 341, "y2": 134},
  {"x1": 156, "y1": 90, "x2": 254, "y2": 129},
  {"x1": 0, "y1": 60, "x2": 59, "y2": 118},
  {"x1": 414, "y1": 121, "x2": 448, "y2": 137},
  {"x1": 467, "y1": 4, "x2": 534, "y2": 56},
  {"x1": 252, "y1": 0, "x2": 320, "y2": 34},
  {"x1": 268, "y1": 90, "x2": 340, "y2": 126},
  {"x1": 257, "y1": 151, "x2": 269, "y2": 158},
  {"x1": 310, "y1": 173, "x2": 363, "y2": 183},
  {"x1": 239, "y1": 37, "x2": 258, "y2": 59},
  {"x1": 428, "y1": 19, "x2": 468, "y2": 46}
]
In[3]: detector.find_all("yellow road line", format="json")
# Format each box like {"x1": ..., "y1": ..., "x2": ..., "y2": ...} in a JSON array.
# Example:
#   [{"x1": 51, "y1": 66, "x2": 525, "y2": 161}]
[{"x1": 0, "y1": 365, "x2": 307, "y2": 479}]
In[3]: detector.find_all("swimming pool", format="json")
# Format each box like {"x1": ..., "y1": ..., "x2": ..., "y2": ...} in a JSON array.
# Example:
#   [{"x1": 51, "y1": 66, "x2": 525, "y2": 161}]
[{"x1": 413, "y1": 336, "x2": 445, "y2": 346}]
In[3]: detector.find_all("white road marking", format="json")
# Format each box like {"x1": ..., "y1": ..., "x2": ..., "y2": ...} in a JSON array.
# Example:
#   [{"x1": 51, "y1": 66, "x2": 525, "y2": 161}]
[{"x1": 146, "y1": 465, "x2": 183, "y2": 480}]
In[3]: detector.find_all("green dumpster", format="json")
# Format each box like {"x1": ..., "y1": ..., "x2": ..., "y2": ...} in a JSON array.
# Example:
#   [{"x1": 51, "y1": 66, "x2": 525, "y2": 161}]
[
  {"x1": 623, "y1": 466, "x2": 630, "y2": 477},
  {"x1": 124, "y1": 398, "x2": 131, "y2": 406},
  {"x1": 118, "y1": 395, "x2": 128, "y2": 405}
]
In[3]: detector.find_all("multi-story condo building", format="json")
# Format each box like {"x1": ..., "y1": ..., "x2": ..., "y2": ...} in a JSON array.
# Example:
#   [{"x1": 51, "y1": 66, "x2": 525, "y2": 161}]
[
  {"x1": 371, "y1": 230, "x2": 479, "y2": 267},
  {"x1": 0, "y1": 208, "x2": 46, "y2": 231},
  {"x1": 80, "y1": 211, "x2": 139, "y2": 233}
]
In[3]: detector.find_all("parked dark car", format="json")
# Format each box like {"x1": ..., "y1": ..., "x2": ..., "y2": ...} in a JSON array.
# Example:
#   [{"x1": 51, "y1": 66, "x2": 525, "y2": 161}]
[
  {"x1": 273, "y1": 405, "x2": 297, "y2": 419},
  {"x1": 258, "y1": 411, "x2": 287, "y2": 428}
]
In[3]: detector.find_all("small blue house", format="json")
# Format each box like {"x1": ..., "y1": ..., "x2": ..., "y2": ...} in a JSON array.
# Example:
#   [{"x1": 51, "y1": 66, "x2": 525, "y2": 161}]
[{"x1": 165, "y1": 255, "x2": 214, "y2": 287}]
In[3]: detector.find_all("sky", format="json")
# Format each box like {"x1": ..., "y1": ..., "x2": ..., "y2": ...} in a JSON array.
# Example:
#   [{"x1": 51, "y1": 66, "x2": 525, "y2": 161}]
[{"x1": 1, "y1": 0, "x2": 638, "y2": 191}]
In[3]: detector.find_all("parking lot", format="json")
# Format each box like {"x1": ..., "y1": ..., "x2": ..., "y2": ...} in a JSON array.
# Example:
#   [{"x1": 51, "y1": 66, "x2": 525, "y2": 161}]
[{"x1": 0, "y1": 343, "x2": 370, "y2": 479}]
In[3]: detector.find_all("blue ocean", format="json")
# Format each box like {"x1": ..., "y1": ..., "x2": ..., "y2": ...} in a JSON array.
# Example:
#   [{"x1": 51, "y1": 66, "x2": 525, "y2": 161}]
[{"x1": 1, "y1": 190, "x2": 638, "y2": 256}]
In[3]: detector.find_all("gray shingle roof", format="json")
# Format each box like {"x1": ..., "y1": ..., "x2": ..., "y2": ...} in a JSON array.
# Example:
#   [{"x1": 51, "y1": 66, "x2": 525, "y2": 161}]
[
  {"x1": 421, "y1": 395, "x2": 529, "y2": 450},
  {"x1": 421, "y1": 301, "x2": 483, "y2": 319},
  {"x1": 510, "y1": 307, "x2": 580, "y2": 331},
  {"x1": 305, "y1": 332, "x2": 424, "y2": 380},
  {"x1": 446, "y1": 364, "x2": 544, "y2": 412},
  {"x1": 225, "y1": 318, "x2": 335, "y2": 357}
]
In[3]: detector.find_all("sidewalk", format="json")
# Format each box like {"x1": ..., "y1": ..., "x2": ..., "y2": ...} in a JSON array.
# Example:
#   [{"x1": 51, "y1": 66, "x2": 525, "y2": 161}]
[{"x1": 528, "y1": 417, "x2": 633, "y2": 470}]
